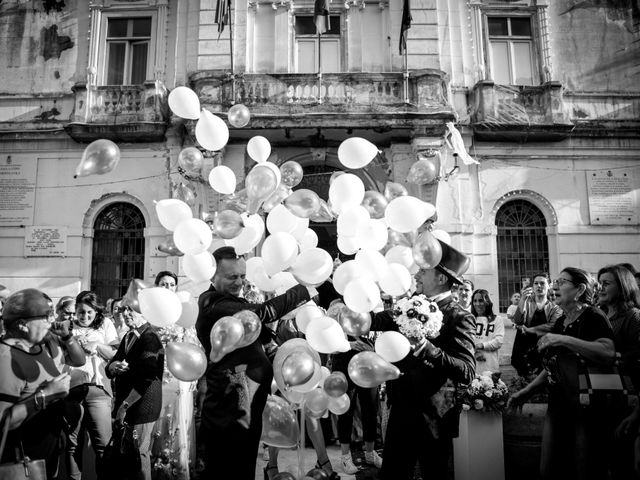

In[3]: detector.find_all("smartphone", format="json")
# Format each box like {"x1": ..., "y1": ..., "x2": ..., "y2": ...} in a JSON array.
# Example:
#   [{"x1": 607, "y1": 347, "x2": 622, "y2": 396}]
[{"x1": 521, "y1": 278, "x2": 531, "y2": 289}]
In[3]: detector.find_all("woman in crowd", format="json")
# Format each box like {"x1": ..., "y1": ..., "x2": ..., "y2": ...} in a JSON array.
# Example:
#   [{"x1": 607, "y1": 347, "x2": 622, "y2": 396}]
[
  {"x1": 155, "y1": 271, "x2": 178, "y2": 292},
  {"x1": 0, "y1": 289, "x2": 85, "y2": 479},
  {"x1": 65, "y1": 291, "x2": 119, "y2": 480},
  {"x1": 509, "y1": 267, "x2": 615, "y2": 480},
  {"x1": 471, "y1": 289, "x2": 504, "y2": 374},
  {"x1": 511, "y1": 273, "x2": 563, "y2": 378},
  {"x1": 56, "y1": 296, "x2": 76, "y2": 324}
]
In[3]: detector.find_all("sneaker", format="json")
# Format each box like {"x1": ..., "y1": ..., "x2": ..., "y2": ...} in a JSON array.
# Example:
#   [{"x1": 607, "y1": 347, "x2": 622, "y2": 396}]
[
  {"x1": 364, "y1": 450, "x2": 383, "y2": 469},
  {"x1": 340, "y1": 454, "x2": 359, "y2": 475}
]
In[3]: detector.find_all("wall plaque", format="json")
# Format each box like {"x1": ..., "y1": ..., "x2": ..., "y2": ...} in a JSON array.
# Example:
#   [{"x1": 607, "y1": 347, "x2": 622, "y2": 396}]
[
  {"x1": 0, "y1": 156, "x2": 37, "y2": 226},
  {"x1": 24, "y1": 226, "x2": 67, "y2": 257},
  {"x1": 586, "y1": 169, "x2": 638, "y2": 225}
]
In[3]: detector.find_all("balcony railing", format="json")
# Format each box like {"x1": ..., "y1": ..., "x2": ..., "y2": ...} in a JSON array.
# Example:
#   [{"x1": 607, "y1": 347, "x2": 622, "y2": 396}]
[
  {"x1": 190, "y1": 70, "x2": 456, "y2": 131},
  {"x1": 65, "y1": 81, "x2": 169, "y2": 142}
]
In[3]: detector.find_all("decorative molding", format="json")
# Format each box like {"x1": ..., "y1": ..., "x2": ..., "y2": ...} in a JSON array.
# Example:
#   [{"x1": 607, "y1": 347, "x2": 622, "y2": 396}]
[
  {"x1": 490, "y1": 189, "x2": 558, "y2": 226},
  {"x1": 82, "y1": 192, "x2": 151, "y2": 232}
]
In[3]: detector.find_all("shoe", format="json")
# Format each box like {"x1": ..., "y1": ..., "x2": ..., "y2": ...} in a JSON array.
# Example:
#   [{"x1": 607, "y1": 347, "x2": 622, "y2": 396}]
[
  {"x1": 263, "y1": 465, "x2": 278, "y2": 480},
  {"x1": 364, "y1": 450, "x2": 383, "y2": 469},
  {"x1": 316, "y1": 459, "x2": 342, "y2": 480},
  {"x1": 340, "y1": 454, "x2": 359, "y2": 475},
  {"x1": 262, "y1": 445, "x2": 270, "y2": 461}
]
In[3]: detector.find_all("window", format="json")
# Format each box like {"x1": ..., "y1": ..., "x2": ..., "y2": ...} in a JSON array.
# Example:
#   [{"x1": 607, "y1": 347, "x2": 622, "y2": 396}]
[
  {"x1": 486, "y1": 16, "x2": 536, "y2": 85},
  {"x1": 104, "y1": 17, "x2": 152, "y2": 85},
  {"x1": 295, "y1": 15, "x2": 342, "y2": 73}
]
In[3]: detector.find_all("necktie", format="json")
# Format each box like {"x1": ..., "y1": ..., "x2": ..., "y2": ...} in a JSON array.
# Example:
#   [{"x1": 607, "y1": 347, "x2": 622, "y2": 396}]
[{"x1": 124, "y1": 329, "x2": 139, "y2": 354}]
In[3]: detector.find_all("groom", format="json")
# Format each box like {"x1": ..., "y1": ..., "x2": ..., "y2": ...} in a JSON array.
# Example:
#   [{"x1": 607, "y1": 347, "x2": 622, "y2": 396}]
[{"x1": 371, "y1": 240, "x2": 476, "y2": 480}]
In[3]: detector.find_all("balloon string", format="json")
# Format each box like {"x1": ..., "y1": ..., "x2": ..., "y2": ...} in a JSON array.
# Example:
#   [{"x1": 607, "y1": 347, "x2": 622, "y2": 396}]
[{"x1": 298, "y1": 400, "x2": 306, "y2": 480}]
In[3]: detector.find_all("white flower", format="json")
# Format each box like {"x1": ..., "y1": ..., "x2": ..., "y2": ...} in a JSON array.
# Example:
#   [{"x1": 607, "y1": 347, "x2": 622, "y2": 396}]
[
  {"x1": 462, "y1": 404, "x2": 471, "y2": 411},
  {"x1": 485, "y1": 390, "x2": 493, "y2": 398}
]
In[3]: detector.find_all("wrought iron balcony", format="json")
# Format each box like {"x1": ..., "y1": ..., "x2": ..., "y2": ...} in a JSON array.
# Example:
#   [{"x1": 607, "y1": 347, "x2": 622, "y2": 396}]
[
  {"x1": 469, "y1": 80, "x2": 574, "y2": 142},
  {"x1": 65, "y1": 81, "x2": 169, "y2": 143},
  {"x1": 190, "y1": 70, "x2": 456, "y2": 134}
]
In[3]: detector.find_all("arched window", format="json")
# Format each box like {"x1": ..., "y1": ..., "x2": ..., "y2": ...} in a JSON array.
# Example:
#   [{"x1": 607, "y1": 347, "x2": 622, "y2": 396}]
[
  {"x1": 496, "y1": 199, "x2": 549, "y2": 312},
  {"x1": 91, "y1": 202, "x2": 145, "y2": 302}
]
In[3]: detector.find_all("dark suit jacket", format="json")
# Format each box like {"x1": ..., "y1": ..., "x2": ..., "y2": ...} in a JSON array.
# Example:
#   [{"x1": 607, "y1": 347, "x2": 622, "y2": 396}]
[
  {"x1": 371, "y1": 294, "x2": 476, "y2": 437},
  {"x1": 106, "y1": 322, "x2": 164, "y2": 425}
]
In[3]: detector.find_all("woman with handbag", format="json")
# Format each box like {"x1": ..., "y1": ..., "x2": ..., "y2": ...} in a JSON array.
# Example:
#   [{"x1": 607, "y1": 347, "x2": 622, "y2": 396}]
[
  {"x1": 509, "y1": 267, "x2": 615, "y2": 480},
  {"x1": 0, "y1": 289, "x2": 85, "y2": 479}
]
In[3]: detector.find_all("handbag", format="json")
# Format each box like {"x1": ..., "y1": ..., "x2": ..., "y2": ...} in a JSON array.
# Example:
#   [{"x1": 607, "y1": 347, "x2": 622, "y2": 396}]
[
  {"x1": 98, "y1": 423, "x2": 141, "y2": 479},
  {"x1": 0, "y1": 410, "x2": 46, "y2": 480},
  {"x1": 578, "y1": 352, "x2": 638, "y2": 407}
]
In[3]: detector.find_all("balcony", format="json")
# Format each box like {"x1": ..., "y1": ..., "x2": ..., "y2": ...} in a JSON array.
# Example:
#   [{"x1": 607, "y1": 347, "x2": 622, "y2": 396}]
[
  {"x1": 470, "y1": 80, "x2": 575, "y2": 142},
  {"x1": 190, "y1": 70, "x2": 456, "y2": 135},
  {"x1": 65, "y1": 82, "x2": 169, "y2": 143}
]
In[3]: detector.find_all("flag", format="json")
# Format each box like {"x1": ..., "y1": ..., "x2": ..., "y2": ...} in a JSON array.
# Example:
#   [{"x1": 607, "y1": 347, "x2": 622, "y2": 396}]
[
  {"x1": 399, "y1": 0, "x2": 412, "y2": 55},
  {"x1": 314, "y1": 0, "x2": 330, "y2": 35},
  {"x1": 215, "y1": 0, "x2": 231, "y2": 39}
]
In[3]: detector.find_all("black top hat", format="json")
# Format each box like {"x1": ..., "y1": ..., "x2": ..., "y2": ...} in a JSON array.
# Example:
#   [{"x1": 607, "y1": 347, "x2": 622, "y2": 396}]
[{"x1": 434, "y1": 239, "x2": 470, "y2": 285}]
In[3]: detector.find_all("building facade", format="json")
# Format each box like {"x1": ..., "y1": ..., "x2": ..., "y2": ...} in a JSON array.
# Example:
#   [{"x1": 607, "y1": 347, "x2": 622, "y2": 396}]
[{"x1": 0, "y1": 0, "x2": 638, "y2": 308}]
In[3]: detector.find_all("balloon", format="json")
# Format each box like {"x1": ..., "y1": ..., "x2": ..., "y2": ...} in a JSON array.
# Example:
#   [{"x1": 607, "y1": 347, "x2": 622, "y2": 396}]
[
  {"x1": 156, "y1": 199, "x2": 193, "y2": 232},
  {"x1": 432, "y1": 229, "x2": 451, "y2": 245},
  {"x1": 195, "y1": 109, "x2": 229, "y2": 151},
  {"x1": 168, "y1": 86, "x2": 200, "y2": 119},
  {"x1": 407, "y1": 156, "x2": 438, "y2": 184},
  {"x1": 221, "y1": 189, "x2": 247, "y2": 213},
  {"x1": 245, "y1": 256, "x2": 266, "y2": 283},
  {"x1": 176, "y1": 292, "x2": 199, "y2": 328},
  {"x1": 332, "y1": 260, "x2": 367, "y2": 295},
  {"x1": 355, "y1": 249, "x2": 388, "y2": 282},
  {"x1": 337, "y1": 206, "x2": 370, "y2": 237},
  {"x1": 379, "y1": 263, "x2": 412, "y2": 296},
  {"x1": 291, "y1": 215, "x2": 310, "y2": 242},
  {"x1": 328, "y1": 393, "x2": 351, "y2": 415},
  {"x1": 295, "y1": 303, "x2": 324, "y2": 334},
  {"x1": 213, "y1": 210, "x2": 244, "y2": 239},
  {"x1": 157, "y1": 235, "x2": 183, "y2": 256},
  {"x1": 337, "y1": 137, "x2": 379, "y2": 169},
  {"x1": 323, "y1": 372, "x2": 348, "y2": 398},
  {"x1": 228, "y1": 103, "x2": 250, "y2": 128},
  {"x1": 284, "y1": 189, "x2": 321, "y2": 218},
  {"x1": 361, "y1": 191, "x2": 388, "y2": 219},
  {"x1": 182, "y1": 251, "x2": 216, "y2": 282},
  {"x1": 306, "y1": 317, "x2": 350, "y2": 354},
  {"x1": 329, "y1": 173, "x2": 365, "y2": 215},
  {"x1": 337, "y1": 235, "x2": 359, "y2": 255},
  {"x1": 344, "y1": 278, "x2": 381, "y2": 313},
  {"x1": 299, "y1": 228, "x2": 318, "y2": 251},
  {"x1": 329, "y1": 171, "x2": 345, "y2": 184},
  {"x1": 385, "y1": 245, "x2": 415, "y2": 270},
  {"x1": 309, "y1": 199, "x2": 335, "y2": 223},
  {"x1": 338, "y1": 307, "x2": 372, "y2": 337},
  {"x1": 123, "y1": 278, "x2": 151, "y2": 313},
  {"x1": 281, "y1": 350, "x2": 316, "y2": 388},
  {"x1": 289, "y1": 248, "x2": 333, "y2": 286},
  {"x1": 412, "y1": 230, "x2": 443, "y2": 269},
  {"x1": 247, "y1": 136, "x2": 271, "y2": 163},
  {"x1": 385, "y1": 196, "x2": 436, "y2": 233},
  {"x1": 375, "y1": 331, "x2": 411, "y2": 362},
  {"x1": 74, "y1": 139, "x2": 121, "y2": 178},
  {"x1": 348, "y1": 351, "x2": 401, "y2": 388},
  {"x1": 290, "y1": 362, "x2": 323, "y2": 393},
  {"x1": 384, "y1": 181, "x2": 408, "y2": 201},
  {"x1": 271, "y1": 271, "x2": 298, "y2": 295},
  {"x1": 208, "y1": 165, "x2": 237, "y2": 194},
  {"x1": 233, "y1": 310, "x2": 262, "y2": 348},
  {"x1": 178, "y1": 147, "x2": 204, "y2": 175},
  {"x1": 261, "y1": 395, "x2": 299, "y2": 448},
  {"x1": 139, "y1": 287, "x2": 182, "y2": 328},
  {"x1": 320, "y1": 366, "x2": 331, "y2": 382},
  {"x1": 172, "y1": 182, "x2": 196, "y2": 206},
  {"x1": 173, "y1": 218, "x2": 212, "y2": 255},
  {"x1": 225, "y1": 213, "x2": 264, "y2": 255},
  {"x1": 246, "y1": 164, "x2": 278, "y2": 214},
  {"x1": 261, "y1": 232, "x2": 298, "y2": 276},
  {"x1": 209, "y1": 316, "x2": 244, "y2": 362},
  {"x1": 273, "y1": 339, "x2": 322, "y2": 394},
  {"x1": 165, "y1": 342, "x2": 207, "y2": 381},
  {"x1": 385, "y1": 230, "x2": 412, "y2": 250},
  {"x1": 305, "y1": 388, "x2": 330, "y2": 417},
  {"x1": 355, "y1": 219, "x2": 389, "y2": 252},
  {"x1": 263, "y1": 184, "x2": 292, "y2": 212},
  {"x1": 267, "y1": 204, "x2": 298, "y2": 234},
  {"x1": 279, "y1": 160, "x2": 304, "y2": 188}
]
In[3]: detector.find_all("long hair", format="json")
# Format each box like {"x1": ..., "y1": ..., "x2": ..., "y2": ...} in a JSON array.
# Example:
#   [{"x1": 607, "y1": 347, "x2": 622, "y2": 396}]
[
  {"x1": 560, "y1": 267, "x2": 596, "y2": 305},
  {"x1": 154, "y1": 270, "x2": 178, "y2": 287},
  {"x1": 75, "y1": 290, "x2": 105, "y2": 330},
  {"x1": 471, "y1": 289, "x2": 495, "y2": 321},
  {"x1": 598, "y1": 264, "x2": 640, "y2": 311}
]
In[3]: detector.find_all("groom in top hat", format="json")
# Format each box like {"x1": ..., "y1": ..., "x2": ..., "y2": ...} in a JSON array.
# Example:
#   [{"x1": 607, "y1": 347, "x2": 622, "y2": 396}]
[{"x1": 371, "y1": 239, "x2": 476, "y2": 480}]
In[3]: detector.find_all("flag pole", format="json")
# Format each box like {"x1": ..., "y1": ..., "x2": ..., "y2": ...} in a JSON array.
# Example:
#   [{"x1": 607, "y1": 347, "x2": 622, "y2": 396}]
[
  {"x1": 403, "y1": 47, "x2": 409, "y2": 104},
  {"x1": 229, "y1": 0, "x2": 236, "y2": 104},
  {"x1": 317, "y1": 32, "x2": 323, "y2": 105}
]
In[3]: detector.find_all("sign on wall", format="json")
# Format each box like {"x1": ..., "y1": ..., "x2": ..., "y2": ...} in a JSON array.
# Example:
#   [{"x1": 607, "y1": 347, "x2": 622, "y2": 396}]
[
  {"x1": 586, "y1": 169, "x2": 639, "y2": 225},
  {"x1": 24, "y1": 226, "x2": 67, "y2": 257},
  {"x1": 0, "y1": 156, "x2": 37, "y2": 226}
]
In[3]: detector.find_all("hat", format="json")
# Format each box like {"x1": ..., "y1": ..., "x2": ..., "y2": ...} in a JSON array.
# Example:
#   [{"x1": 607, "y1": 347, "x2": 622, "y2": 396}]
[
  {"x1": 434, "y1": 240, "x2": 470, "y2": 286},
  {"x1": 2, "y1": 289, "x2": 54, "y2": 327}
]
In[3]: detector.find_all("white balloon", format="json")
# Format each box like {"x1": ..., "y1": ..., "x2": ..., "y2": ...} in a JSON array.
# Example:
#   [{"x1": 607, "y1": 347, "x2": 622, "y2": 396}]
[
  {"x1": 139, "y1": 287, "x2": 182, "y2": 327},
  {"x1": 208, "y1": 237, "x2": 227, "y2": 254},
  {"x1": 245, "y1": 256, "x2": 266, "y2": 283},
  {"x1": 375, "y1": 331, "x2": 411, "y2": 363},
  {"x1": 253, "y1": 269, "x2": 276, "y2": 292},
  {"x1": 173, "y1": 218, "x2": 213, "y2": 255},
  {"x1": 176, "y1": 294, "x2": 199, "y2": 329},
  {"x1": 296, "y1": 303, "x2": 324, "y2": 334},
  {"x1": 267, "y1": 204, "x2": 299, "y2": 234},
  {"x1": 168, "y1": 86, "x2": 200, "y2": 120},
  {"x1": 432, "y1": 229, "x2": 451, "y2": 245},
  {"x1": 355, "y1": 249, "x2": 388, "y2": 282},
  {"x1": 337, "y1": 206, "x2": 370, "y2": 237},
  {"x1": 385, "y1": 245, "x2": 415, "y2": 270},
  {"x1": 379, "y1": 263, "x2": 412, "y2": 296},
  {"x1": 260, "y1": 161, "x2": 282, "y2": 187},
  {"x1": 272, "y1": 271, "x2": 298, "y2": 295},
  {"x1": 182, "y1": 251, "x2": 216, "y2": 282},
  {"x1": 384, "y1": 196, "x2": 436, "y2": 233},
  {"x1": 195, "y1": 109, "x2": 229, "y2": 152},
  {"x1": 261, "y1": 232, "x2": 299, "y2": 276},
  {"x1": 290, "y1": 248, "x2": 333, "y2": 286},
  {"x1": 247, "y1": 136, "x2": 271, "y2": 163},
  {"x1": 225, "y1": 213, "x2": 264, "y2": 255},
  {"x1": 208, "y1": 165, "x2": 237, "y2": 195},
  {"x1": 306, "y1": 317, "x2": 350, "y2": 354},
  {"x1": 344, "y1": 278, "x2": 381, "y2": 313},
  {"x1": 156, "y1": 199, "x2": 193, "y2": 232},
  {"x1": 337, "y1": 137, "x2": 379, "y2": 169},
  {"x1": 329, "y1": 173, "x2": 365, "y2": 215},
  {"x1": 299, "y1": 228, "x2": 318, "y2": 251},
  {"x1": 337, "y1": 235, "x2": 359, "y2": 256},
  {"x1": 354, "y1": 219, "x2": 389, "y2": 252},
  {"x1": 291, "y1": 215, "x2": 310, "y2": 243},
  {"x1": 333, "y1": 260, "x2": 367, "y2": 295}
]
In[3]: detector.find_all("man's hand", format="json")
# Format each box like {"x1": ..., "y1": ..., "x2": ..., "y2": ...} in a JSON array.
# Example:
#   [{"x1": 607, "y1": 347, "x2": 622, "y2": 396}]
[
  {"x1": 50, "y1": 320, "x2": 72, "y2": 338},
  {"x1": 537, "y1": 333, "x2": 564, "y2": 352},
  {"x1": 109, "y1": 360, "x2": 129, "y2": 376},
  {"x1": 40, "y1": 373, "x2": 71, "y2": 402},
  {"x1": 115, "y1": 402, "x2": 129, "y2": 425}
]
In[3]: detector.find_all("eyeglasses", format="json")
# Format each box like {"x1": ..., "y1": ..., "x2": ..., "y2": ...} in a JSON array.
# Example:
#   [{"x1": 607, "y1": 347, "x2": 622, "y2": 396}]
[
  {"x1": 27, "y1": 312, "x2": 56, "y2": 324},
  {"x1": 555, "y1": 278, "x2": 575, "y2": 287},
  {"x1": 61, "y1": 310, "x2": 75, "y2": 317}
]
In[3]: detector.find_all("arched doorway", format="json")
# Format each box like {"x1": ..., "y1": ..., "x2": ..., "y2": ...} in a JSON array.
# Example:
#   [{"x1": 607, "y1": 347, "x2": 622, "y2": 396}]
[
  {"x1": 495, "y1": 199, "x2": 549, "y2": 312},
  {"x1": 91, "y1": 202, "x2": 146, "y2": 302}
]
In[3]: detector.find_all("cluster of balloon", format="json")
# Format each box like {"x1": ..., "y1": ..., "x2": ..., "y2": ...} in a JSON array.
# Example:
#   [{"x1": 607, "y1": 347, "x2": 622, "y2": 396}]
[
  {"x1": 209, "y1": 310, "x2": 263, "y2": 362},
  {"x1": 165, "y1": 342, "x2": 207, "y2": 382},
  {"x1": 74, "y1": 139, "x2": 121, "y2": 178}
]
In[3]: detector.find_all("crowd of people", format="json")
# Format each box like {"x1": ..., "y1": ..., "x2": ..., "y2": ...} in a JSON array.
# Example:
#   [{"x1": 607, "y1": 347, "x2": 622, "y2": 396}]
[{"x1": 1, "y1": 251, "x2": 640, "y2": 480}]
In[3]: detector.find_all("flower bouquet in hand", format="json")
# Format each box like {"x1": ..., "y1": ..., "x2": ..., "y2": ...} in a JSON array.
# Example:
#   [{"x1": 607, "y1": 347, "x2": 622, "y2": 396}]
[
  {"x1": 457, "y1": 371, "x2": 510, "y2": 413},
  {"x1": 393, "y1": 294, "x2": 443, "y2": 346}
]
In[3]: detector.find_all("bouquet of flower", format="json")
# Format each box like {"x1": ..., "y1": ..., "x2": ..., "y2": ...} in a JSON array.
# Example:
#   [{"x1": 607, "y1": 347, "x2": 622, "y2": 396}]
[
  {"x1": 457, "y1": 371, "x2": 510, "y2": 413},
  {"x1": 393, "y1": 294, "x2": 443, "y2": 341}
]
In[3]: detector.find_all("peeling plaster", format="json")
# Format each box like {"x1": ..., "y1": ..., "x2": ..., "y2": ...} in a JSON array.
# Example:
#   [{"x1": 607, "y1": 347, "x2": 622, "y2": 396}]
[{"x1": 40, "y1": 24, "x2": 73, "y2": 60}]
